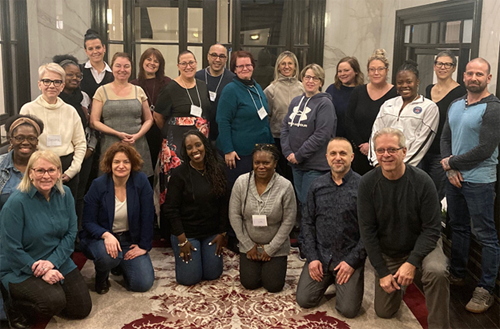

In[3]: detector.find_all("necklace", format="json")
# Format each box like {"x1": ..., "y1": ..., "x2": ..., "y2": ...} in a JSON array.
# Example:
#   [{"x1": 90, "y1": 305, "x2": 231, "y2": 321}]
[
  {"x1": 189, "y1": 161, "x2": 206, "y2": 176},
  {"x1": 144, "y1": 79, "x2": 157, "y2": 111}
]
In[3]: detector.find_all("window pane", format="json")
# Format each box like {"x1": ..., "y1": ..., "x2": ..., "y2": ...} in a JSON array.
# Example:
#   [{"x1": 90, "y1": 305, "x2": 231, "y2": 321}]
[
  {"x1": 404, "y1": 25, "x2": 411, "y2": 43},
  {"x1": 136, "y1": 44, "x2": 179, "y2": 79},
  {"x1": 416, "y1": 54, "x2": 435, "y2": 95},
  {"x1": 240, "y1": 0, "x2": 287, "y2": 46},
  {"x1": 293, "y1": 1, "x2": 308, "y2": 45},
  {"x1": 187, "y1": 46, "x2": 203, "y2": 69},
  {"x1": 445, "y1": 21, "x2": 461, "y2": 43},
  {"x1": 217, "y1": 0, "x2": 232, "y2": 44},
  {"x1": 108, "y1": 0, "x2": 123, "y2": 41},
  {"x1": 108, "y1": 43, "x2": 123, "y2": 59},
  {"x1": 463, "y1": 19, "x2": 473, "y2": 43},
  {"x1": 0, "y1": 125, "x2": 6, "y2": 145},
  {"x1": 0, "y1": 44, "x2": 4, "y2": 116},
  {"x1": 188, "y1": 8, "x2": 202, "y2": 43},
  {"x1": 136, "y1": 7, "x2": 179, "y2": 43},
  {"x1": 9, "y1": 0, "x2": 16, "y2": 41},
  {"x1": 412, "y1": 24, "x2": 428, "y2": 44},
  {"x1": 430, "y1": 22, "x2": 439, "y2": 44}
]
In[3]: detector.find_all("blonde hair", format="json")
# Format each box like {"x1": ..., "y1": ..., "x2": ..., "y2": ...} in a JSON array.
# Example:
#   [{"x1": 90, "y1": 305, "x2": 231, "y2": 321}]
[
  {"x1": 301, "y1": 63, "x2": 325, "y2": 89},
  {"x1": 367, "y1": 49, "x2": 390, "y2": 70},
  {"x1": 38, "y1": 63, "x2": 65, "y2": 81},
  {"x1": 18, "y1": 150, "x2": 65, "y2": 195},
  {"x1": 373, "y1": 127, "x2": 406, "y2": 149},
  {"x1": 272, "y1": 51, "x2": 300, "y2": 83}
]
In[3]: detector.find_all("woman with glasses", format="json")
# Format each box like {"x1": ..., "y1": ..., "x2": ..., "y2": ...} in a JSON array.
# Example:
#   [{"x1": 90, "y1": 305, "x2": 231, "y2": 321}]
[
  {"x1": 263, "y1": 51, "x2": 304, "y2": 180},
  {"x1": 369, "y1": 60, "x2": 439, "y2": 167},
  {"x1": 20, "y1": 63, "x2": 87, "y2": 198},
  {"x1": 0, "y1": 150, "x2": 91, "y2": 328},
  {"x1": 154, "y1": 50, "x2": 210, "y2": 238},
  {"x1": 345, "y1": 49, "x2": 398, "y2": 175},
  {"x1": 216, "y1": 50, "x2": 274, "y2": 188},
  {"x1": 422, "y1": 51, "x2": 466, "y2": 200},
  {"x1": 91, "y1": 52, "x2": 154, "y2": 178},
  {"x1": 229, "y1": 143, "x2": 296, "y2": 292}
]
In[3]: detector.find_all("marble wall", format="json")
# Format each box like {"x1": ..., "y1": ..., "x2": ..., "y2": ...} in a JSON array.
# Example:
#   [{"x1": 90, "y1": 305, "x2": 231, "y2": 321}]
[
  {"x1": 27, "y1": 0, "x2": 91, "y2": 99},
  {"x1": 323, "y1": 0, "x2": 500, "y2": 94}
]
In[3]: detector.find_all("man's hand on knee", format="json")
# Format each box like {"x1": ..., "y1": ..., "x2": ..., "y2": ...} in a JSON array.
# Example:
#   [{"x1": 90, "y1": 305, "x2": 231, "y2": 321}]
[
  {"x1": 334, "y1": 261, "x2": 354, "y2": 285},
  {"x1": 308, "y1": 260, "x2": 323, "y2": 282},
  {"x1": 380, "y1": 274, "x2": 400, "y2": 294},
  {"x1": 393, "y1": 262, "x2": 416, "y2": 287}
]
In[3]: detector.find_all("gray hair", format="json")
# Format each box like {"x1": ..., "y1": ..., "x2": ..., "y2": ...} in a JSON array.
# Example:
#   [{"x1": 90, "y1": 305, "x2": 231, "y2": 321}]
[{"x1": 373, "y1": 127, "x2": 406, "y2": 148}]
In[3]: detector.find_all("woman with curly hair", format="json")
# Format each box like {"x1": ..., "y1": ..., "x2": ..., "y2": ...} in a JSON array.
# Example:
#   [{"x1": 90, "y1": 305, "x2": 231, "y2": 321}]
[{"x1": 164, "y1": 130, "x2": 228, "y2": 286}]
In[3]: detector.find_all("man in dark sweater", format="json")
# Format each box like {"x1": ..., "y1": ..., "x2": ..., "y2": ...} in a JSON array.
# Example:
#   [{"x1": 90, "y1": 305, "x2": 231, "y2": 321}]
[
  {"x1": 441, "y1": 58, "x2": 500, "y2": 313},
  {"x1": 358, "y1": 128, "x2": 449, "y2": 329},
  {"x1": 296, "y1": 138, "x2": 366, "y2": 318}
]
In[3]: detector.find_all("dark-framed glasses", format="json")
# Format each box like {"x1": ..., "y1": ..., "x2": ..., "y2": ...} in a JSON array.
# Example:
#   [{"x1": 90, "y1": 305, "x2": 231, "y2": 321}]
[
  {"x1": 66, "y1": 73, "x2": 83, "y2": 80},
  {"x1": 209, "y1": 53, "x2": 227, "y2": 59},
  {"x1": 178, "y1": 61, "x2": 197, "y2": 67},
  {"x1": 12, "y1": 135, "x2": 38, "y2": 144},
  {"x1": 434, "y1": 61, "x2": 455, "y2": 69},
  {"x1": 40, "y1": 79, "x2": 63, "y2": 87},
  {"x1": 31, "y1": 167, "x2": 59, "y2": 177},
  {"x1": 375, "y1": 147, "x2": 403, "y2": 155}
]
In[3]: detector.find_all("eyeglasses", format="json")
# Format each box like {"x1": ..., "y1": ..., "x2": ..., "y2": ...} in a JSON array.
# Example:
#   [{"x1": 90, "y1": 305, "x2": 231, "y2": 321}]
[
  {"x1": 40, "y1": 79, "x2": 63, "y2": 87},
  {"x1": 178, "y1": 61, "x2": 197, "y2": 67},
  {"x1": 235, "y1": 64, "x2": 253, "y2": 70},
  {"x1": 303, "y1": 75, "x2": 320, "y2": 82},
  {"x1": 375, "y1": 147, "x2": 403, "y2": 155},
  {"x1": 11, "y1": 135, "x2": 38, "y2": 144},
  {"x1": 209, "y1": 53, "x2": 227, "y2": 60},
  {"x1": 368, "y1": 67, "x2": 387, "y2": 73},
  {"x1": 434, "y1": 61, "x2": 455, "y2": 69},
  {"x1": 66, "y1": 73, "x2": 83, "y2": 80},
  {"x1": 31, "y1": 167, "x2": 59, "y2": 177}
]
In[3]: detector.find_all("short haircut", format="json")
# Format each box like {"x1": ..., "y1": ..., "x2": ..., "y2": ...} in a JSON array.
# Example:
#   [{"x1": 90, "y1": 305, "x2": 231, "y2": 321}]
[
  {"x1": 100, "y1": 142, "x2": 144, "y2": 174},
  {"x1": 111, "y1": 52, "x2": 132, "y2": 67},
  {"x1": 468, "y1": 57, "x2": 491, "y2": 75},
  {"x1": 38, "y1": 63, "x2": 65, "y2": 81},
  {"x1": 334, "y1": 56, "x2": 364, "y2": 89},
  {"x1": 435, "y1": 50, "x2": 457, "y2": 66},
  {"x1": 301, "y1": 63, "x2": 325, "y2": 89},
  {"x1": 328, "y1": 137, "x2": 353, "y2": 153},
  {"x1": 230, "y1": 51, "x2": 255, "y2": 72},
  {"x1": 272, "y1": 51, "x2": 300, "y2": 83},
  {"x1": 177, "y1": 50, "x2": 196, "y2": 63},
  {"x1": 18, "y1": 150, "x2": 64, "y2": 195},
  {"x1": 367, "y1": 48, "x2": 390, "y2": 70},
  {"x1": 373, "y1": 127, "x2": 406, "y2": 149}
]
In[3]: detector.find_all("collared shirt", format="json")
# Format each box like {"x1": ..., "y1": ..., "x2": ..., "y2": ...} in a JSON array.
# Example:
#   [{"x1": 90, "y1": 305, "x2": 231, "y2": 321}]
[
  {"x1": 84, "y1": 60, "x2": 112, "y2": 84},
  {"x1": 0, "y1": 151, "x2": 23, "y2": 196},
  {"x1": 302, "y1": 169, "x2": 366, "y2": 271}
]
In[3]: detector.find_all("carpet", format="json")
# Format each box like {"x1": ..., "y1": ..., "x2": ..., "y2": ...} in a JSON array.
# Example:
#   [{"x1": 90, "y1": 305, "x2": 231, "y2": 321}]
[{"x1": 45, "y1": 248, "x2": 424, "y2": 329}]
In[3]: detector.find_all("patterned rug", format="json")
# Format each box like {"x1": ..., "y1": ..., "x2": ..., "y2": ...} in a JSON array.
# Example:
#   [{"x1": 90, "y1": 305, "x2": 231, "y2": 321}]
[{"x1": 45, "y1": 248, "x2": 424, "y2": 329}]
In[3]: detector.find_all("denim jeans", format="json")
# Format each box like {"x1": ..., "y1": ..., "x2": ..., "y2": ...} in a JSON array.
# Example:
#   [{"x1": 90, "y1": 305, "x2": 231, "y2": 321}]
[
  {"x1": 446, "y1": 181, "x2": 500, "y2": 292},
  {"x1": 82, "y1": 234, "x2": 155, "y2": 292},
  {"x1": 171, "y1": 234, "x2": 223, "y2": 286}
]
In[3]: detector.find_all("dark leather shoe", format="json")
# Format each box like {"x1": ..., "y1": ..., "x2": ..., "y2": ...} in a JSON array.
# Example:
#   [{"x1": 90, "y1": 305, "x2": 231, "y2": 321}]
[
  {"x1": 449, "y1": 274, "x2": 465, "y2": 286},
  {"x1": 5, "y1": 304, "x2": 32, "y2": 329},
  {"x1": 95, "y1": 278, "x2": 110, "y2": 294},
  {"x1": 111, "y1": 266, "x2": 122, "y2": 276}
]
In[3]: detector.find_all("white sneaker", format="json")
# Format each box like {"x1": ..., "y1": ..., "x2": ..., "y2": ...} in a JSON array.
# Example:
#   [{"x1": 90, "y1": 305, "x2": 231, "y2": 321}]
[{"x1": 465, "y1": 287, "x2": 494, "y2": 313}]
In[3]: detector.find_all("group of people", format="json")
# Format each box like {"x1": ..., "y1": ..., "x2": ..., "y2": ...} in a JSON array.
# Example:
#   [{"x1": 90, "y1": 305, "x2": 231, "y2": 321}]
[{"x1": 0, "y1": 25, "x2": 498, "y2": 329}]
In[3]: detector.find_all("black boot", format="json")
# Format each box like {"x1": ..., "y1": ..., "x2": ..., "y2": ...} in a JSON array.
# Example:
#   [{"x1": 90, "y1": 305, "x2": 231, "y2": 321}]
[
  {"x1": 95, "y1": 271, "x2": 110, "y2": 295},
  {"x1": 5, "y1": 302, "x2": 32, "y2": 329}
]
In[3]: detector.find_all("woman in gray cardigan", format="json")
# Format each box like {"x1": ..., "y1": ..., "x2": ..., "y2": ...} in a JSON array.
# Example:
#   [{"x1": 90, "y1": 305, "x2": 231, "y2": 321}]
[{"x1": 229, "y1": 144, "x2": 296, "y2": 292}]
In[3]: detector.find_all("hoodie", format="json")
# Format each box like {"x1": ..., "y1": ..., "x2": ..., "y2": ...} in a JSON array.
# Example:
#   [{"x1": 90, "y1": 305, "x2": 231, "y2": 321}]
[
  {"x1": 441, "y1": 94, "x2": 500, "y2": 183},
  {"x1": 280, "y1": 92, "x2": 336, "y2": 171}
]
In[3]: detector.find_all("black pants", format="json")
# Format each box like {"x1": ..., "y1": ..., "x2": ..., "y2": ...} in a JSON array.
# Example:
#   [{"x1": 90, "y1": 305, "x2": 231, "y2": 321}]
[
  {"x1": 8, "y1": 268, "x2": 91, "y2": 319},
  {"x1": 239, "y1": 254, "x2": 287, "y2": 293},
  {"x1": 60, "y1": 153, "x2": 79, "y2": 199}
]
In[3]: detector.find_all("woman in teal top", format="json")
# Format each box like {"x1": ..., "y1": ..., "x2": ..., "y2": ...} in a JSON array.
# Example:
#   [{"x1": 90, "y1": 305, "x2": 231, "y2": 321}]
[
  {"x1": 0, "y1": 150, "x2": 91, "y2": 328},
  {"x1": 216, "y1": 51, "x2": 274, "y2": 188}
]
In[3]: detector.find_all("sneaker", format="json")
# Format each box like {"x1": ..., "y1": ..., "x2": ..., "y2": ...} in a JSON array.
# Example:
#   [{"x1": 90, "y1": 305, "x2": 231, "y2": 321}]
[
  {"x1": 465, "y1": 287, "x2": 494, "y2": 313},
  {"x1": 449, "y1": 274, "x2": 465, "y2": 286}
]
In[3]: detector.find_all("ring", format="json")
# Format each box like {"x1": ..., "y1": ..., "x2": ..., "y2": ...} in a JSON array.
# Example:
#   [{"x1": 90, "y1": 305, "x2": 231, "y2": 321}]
[
  {"x1": 42, "y1": 267, "x2": 45, "y2": 270},
  {"x1": 180, "y1": 252, "x2": 184, "y2": 257}
]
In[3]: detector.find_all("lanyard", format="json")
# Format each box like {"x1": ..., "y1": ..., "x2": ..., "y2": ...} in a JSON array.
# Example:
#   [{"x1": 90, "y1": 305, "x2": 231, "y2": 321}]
[
  {"x1": 204, "y1": 67, "x2": 224, "y2": 95},
  {"x1": 182, "y1": 79, "x2": 202, "y2": 107},
  {"x1": 247, "y1": 86, "x2": 264, "y2": 112}
]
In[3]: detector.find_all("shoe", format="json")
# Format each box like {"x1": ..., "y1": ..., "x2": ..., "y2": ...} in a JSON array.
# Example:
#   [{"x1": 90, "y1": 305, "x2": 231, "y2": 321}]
[
  {"x1": 95, "y1": 271, "x2": 110, "y2": 294},
  {"x1": 465, "y1": 287, "x2": 494, "y2": 313},
  {"x1": 449, "y1": 274, "x2": 465, "y2": 286},
  {"x1": 5, "y1": 303, "x2": 32, "y2": 329},
  {"x1": 111, "y1": 266, "x2": 122, "y2": 276}
]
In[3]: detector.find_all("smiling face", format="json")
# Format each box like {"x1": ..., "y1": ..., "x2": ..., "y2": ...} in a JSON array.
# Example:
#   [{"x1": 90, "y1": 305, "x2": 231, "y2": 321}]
[
  {"x1": 185, "y1": 134, "x2": 206, "y2": 169},
  {"x1": 38, "y1": 71, "x2": 65, "y2": 103},
  {"x1": 302, "y1": 68, "x2": 322, "y2": 97},
  {"x1": 84, "y1": 39, "x2": 105, "y2": 65},
  {"x1": 111, "y1": 152, "x2": 132, "y2": 180},
  {"x1": 143, "y1": 54, "x2": 159, "y2": 78},
  {"x1": 368, "y1": 59, "x2": 388, "y2": 85},
  {"x1": 337, "y1": 62, "x2": 356, "y2": 86},
  {"x1": 112, "y1": 56, "x2": 132, "y2": 82},
  {"x1": 278, "y1": 56, "x2": 295, "y2": 78},
  {"x1": 235, "y1": 57, "x2": 254, "y2": 80},
  {"x1": 29, "y1": 157, "x2": 60, "y2": 195},
  {"x1": 326, "y1": 139, "x2": 354, "y2": 176},
  {"x1": 253, "y1": 150, "x2": 277, "y2": 181},
  {"x1": 177, "y1": 53, "x2": 197, "y2": 80},
  {"x1": 464, "y1": 60, "x2": 491, "y2": 94},
  {"x1": 63, "y1": 64, "x2": 82, "y2": 92},
  {"x1": 434, "y1": 56, "x2": 456, "y2": 80},
  {"x1": 375, "y1": 133, "x2": 407, "y2": 178},
  {"x1": 207, "y1": 44, "x2": 228, "y2": 75},
  {"x1": 396, "y1": 70, "x2": 419, "y2": 102},
  {"x1": 11, "y1": 125, "x2": 38, "y2": 162}
]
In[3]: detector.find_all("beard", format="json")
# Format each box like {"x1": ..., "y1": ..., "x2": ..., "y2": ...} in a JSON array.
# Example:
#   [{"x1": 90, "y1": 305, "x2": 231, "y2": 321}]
[{"x1": 465, "y1": 81, "x2": 487, "y2": 93}]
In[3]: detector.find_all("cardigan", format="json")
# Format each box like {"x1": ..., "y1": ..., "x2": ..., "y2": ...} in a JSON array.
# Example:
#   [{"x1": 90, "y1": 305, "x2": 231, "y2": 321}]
[{"x1": 80, "y1": 171, "x2": 154, "y2": 251}]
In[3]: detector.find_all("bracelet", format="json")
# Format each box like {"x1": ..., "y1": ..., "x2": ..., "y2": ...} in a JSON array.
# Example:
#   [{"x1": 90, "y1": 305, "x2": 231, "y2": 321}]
[{"x1": 178, "y1": 240, "x2": 189, "y2": 247}]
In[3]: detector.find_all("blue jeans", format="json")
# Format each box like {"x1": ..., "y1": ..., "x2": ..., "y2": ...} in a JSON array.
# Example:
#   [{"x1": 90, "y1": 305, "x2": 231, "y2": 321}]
[
  {"x1": 171, "y1": 234, "x2": 223, "y2": 286},
  {"x1": 82, "y1": 234, "x2": 155, "y2": 292},
  {"x1": 446, "y1": 181, "x2": 500, "y2": 292}
]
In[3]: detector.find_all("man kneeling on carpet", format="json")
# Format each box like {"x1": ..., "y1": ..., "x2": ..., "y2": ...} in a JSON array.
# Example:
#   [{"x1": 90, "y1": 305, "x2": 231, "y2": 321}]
[
  {"x1": 229, "y1": 144, "x2": 296, "y2": 292},
  {"x1": 164, "y1": 130, "x2": 229, "y2": 286},
  {"x1": 80, "y1": 142, "x2": 155, "y2": 294},
  {"x1": 296, "y1": 137, "x2": 366, "y2": 318},
  {"x1": 0, "y1": 150, "x2": 91, "y2": 328},
  {"x1": 358, "y1": 128, "x2": 450, "y2": 329}
]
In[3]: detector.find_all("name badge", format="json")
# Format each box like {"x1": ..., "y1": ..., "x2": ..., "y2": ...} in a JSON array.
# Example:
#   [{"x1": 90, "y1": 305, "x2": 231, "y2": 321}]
[
  {"x1": 257, "y1": 107, "x2": 268, "y2": 120},
  {"x1": 252, "y1": 214, "x2": 268, "y2": 227},
  {"x1": 47, "y1": 135, "x2": 62, "y2": 147},
  {"x1": 190, "y1": 105, "x2": 202, "y2": 117},
  {"x1": 209, "y1": 91, "x2": 217, "y2": 102}
]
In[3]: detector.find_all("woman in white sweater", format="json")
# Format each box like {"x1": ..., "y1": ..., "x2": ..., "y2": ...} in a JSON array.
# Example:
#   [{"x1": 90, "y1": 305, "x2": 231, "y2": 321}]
[{"x1": 20, "y1": 63, "x2": 86, "y2": 197}]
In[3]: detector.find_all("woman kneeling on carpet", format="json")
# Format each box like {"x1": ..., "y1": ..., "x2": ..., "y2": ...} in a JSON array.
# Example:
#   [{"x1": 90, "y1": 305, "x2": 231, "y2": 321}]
[
  {"x1": 229, "y1": 144, "x2": 296, "y2": 292},
  {"x1": 80, "y1": 142, "x2": 155, "y2": 294},
  {"x1": 0, "y1": 150, "x2": 91, "y2": 328},
  {"x1": 164, "y1": 130, "x2": 229, "y2": 286}
]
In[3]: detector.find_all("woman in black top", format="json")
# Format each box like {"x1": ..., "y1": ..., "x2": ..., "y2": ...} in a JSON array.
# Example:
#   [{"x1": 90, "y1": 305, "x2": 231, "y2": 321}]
[
  {"x1": 164, "y1": 130, "x2": 228, "y2": 286},
  {"x1": 422, "y1": 50, "x2": 466, "y2": 200}
]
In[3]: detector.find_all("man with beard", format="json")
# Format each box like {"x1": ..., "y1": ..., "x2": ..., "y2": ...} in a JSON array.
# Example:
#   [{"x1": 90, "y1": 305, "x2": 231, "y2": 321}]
[
  {"x1": 195, "y1": 44, "x2": 235, "y2": 141},
  {"x1": 296, "y1": 137, "x2": 366, "y2": 318},
  {"x1": 441, "y1": 57, "x2": 500, "y2": 313}
]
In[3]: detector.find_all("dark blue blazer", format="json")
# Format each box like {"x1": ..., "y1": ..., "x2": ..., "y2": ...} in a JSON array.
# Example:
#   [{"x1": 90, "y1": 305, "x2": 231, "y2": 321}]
[{"x1": 80, "y1": 171, "x2": 154, "y2": 251}]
